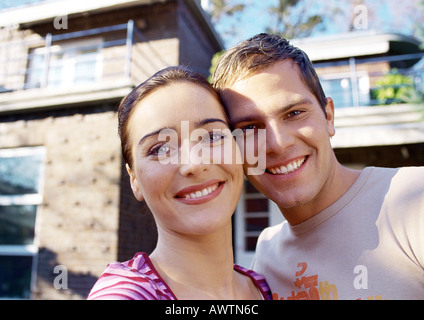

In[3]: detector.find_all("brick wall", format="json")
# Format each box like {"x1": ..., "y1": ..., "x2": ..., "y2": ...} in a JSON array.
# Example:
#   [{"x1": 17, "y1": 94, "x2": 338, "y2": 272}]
[
  {"x1": 0, "y1": 103, "x2": 162, "y2": 300},
  {"x1": 0, "y1": 105, "x2": 123, "y2": 299}
]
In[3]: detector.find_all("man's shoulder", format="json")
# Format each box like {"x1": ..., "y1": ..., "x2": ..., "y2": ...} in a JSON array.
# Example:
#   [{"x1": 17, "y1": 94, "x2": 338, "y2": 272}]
[
  {"x1": 369, "y1": 165, "x2": 424, "y2": 177},
  {"x1": 395, "y1": 165, "x2": 424, "y2": 178},
  {"x1": 374, "y1": 166, "x2": 424, "y2": 193},
  {"x1": 258, "y1": 221, "x2": 285, "y2": 240},
  {"x1": 255, "y1": 221, "x2": 288, "y2": 253},
  {"x1": 364, "y1": 166, "x2": 424, "y2": 189}
]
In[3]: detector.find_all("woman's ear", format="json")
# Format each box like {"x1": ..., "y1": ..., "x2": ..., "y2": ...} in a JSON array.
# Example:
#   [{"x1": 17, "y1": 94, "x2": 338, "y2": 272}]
[{"x1": 126, "y1": 163, "x2": 144, "y2": 202}]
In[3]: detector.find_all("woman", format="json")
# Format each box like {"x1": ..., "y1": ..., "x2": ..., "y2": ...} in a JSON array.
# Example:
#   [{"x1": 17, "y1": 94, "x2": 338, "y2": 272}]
[{"x1": 87, "y1": 66, "x2": 272, "y2": 300}]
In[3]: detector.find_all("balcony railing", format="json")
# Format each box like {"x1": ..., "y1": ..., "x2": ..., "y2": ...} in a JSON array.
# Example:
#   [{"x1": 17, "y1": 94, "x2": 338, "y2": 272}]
[
  {"x1": 315, "y1": 53, "x2": 424, "y2": 108},
  {"x1": 0, "y1": 20, "x2": 169, "y2": 94}
]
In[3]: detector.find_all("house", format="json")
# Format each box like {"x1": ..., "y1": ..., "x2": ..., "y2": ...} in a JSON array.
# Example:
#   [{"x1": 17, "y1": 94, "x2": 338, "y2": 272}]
[{"x1": 0, "y1": 0, "x2": 223, "y2": 299}]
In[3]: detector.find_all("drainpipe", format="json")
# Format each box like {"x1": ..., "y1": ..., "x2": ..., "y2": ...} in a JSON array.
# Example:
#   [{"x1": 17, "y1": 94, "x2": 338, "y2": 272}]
[{"x1": 125, "y1": 19, "x2": 134, "y2": 81}]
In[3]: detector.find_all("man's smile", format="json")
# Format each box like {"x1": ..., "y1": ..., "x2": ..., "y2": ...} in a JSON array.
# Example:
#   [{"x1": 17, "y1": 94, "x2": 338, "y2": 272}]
[{"x1": 266, "y1": 156, "x2": 308, "y2": 175}]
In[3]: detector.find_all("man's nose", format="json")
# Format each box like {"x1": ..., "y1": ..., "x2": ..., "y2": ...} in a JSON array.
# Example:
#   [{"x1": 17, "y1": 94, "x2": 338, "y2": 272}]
[{"x1": 265, "y1": 120, "x2": 295, "y2": 154}]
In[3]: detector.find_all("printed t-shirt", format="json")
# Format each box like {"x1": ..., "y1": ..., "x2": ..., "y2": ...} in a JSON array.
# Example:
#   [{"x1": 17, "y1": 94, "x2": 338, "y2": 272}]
[{"x1": 252, "y1": 166, "x2": 424, "y2": 300}]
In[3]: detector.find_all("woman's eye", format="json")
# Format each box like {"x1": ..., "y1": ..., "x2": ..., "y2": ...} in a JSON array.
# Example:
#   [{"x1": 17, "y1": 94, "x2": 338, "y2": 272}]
[
  {"x1": 149, "y1": 144, "x2": 170, "y2": 156},
  {"x1": 201, "y1": 132, "x2": 225, "y2": 144},
  {"x1": 208, "y1": 132, "x2": 224, "y2": 142}
]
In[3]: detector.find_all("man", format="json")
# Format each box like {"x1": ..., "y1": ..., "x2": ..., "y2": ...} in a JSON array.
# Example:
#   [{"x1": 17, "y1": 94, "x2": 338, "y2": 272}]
[{"x1": 212, "y1": 33, "x2": 424, "y2": 300}]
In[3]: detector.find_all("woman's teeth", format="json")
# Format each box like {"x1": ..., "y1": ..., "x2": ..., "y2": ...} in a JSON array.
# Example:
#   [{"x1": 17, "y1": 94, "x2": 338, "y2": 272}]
[{"x1": 183, "y1": 183, "x2": 219, "y2": 199}]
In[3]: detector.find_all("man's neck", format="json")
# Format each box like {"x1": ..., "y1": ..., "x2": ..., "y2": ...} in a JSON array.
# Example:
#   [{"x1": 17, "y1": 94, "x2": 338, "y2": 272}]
[{"x1": 280, "y1": 164, "x2": 361, "y2": 226}]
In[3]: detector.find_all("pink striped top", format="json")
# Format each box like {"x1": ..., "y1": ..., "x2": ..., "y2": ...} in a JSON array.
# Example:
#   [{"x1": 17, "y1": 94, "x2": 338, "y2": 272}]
[{"x1": 87, "y1": 252, "x2": 272, "y2": 300}]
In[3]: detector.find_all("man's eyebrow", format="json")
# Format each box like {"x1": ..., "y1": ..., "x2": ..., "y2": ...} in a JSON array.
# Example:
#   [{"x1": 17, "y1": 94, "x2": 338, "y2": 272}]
[
  {"x1": 230, "y1": 98, "x2": 313, "y2": 125},
  {"x1": 137, "y1": 118, "x2": 229, "y2": 146},
  {"x1": 282, "y1": 98, "x2": 313, "y2": 111}
]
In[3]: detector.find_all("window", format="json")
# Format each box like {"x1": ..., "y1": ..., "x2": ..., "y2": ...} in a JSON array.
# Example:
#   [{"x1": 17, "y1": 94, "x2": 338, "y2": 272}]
[
  {"x1": 234, "y1": 180, "x2": 284, "y2": 268},
  {"x1": 0, "y1": 147, "x2": 45, "y2": 299},
  {"x1": 26, "y1": 38, "x2": 102, "y2": 89},
  {"x1": 320, "y1": 73, "x2": 370, "y2": 108}
]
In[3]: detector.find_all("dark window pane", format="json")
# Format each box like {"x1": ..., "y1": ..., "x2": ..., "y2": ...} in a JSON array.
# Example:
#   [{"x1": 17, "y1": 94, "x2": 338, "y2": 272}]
[
  {"x1": 0, "y1": 154, "x2": 43, "y2": 195},
  {"x1": 0, "y1": 205, "x2": 37, "y2": 245},
  {"x1": 246, "y1": 217, "x2": 269, "y2": 232},
  {"x1": 246, "y1": 198, "x2": 268, "y2": 212},
  {"x1": 245, "y1": 236, "x2": 258, "y2": 251},
  {"x1": 244, "y1": 180, "x2": 260, "y2": 194},
  {"x1": 0, "y1": 255, "x2": 33, "y2": 299}
]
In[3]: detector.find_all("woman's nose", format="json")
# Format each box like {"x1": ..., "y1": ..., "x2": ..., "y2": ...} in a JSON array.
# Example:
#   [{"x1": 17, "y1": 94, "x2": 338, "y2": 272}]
[{"x1": 178, "y1": 140, "x2": 209, "y2": 177}]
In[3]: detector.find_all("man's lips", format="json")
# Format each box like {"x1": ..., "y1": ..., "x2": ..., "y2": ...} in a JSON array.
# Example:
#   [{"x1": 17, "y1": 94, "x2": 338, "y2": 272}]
[
  {"x1": 266, "y1": 156, "x2": 308, "y2": 175},
  {"x1": 175, "y1": 179, "x2": 224, "y2": 203}
]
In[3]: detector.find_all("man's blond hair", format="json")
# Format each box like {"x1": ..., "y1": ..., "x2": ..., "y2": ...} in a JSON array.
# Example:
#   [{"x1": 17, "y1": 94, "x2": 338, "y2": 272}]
[{"x1": 212, "y1": 33, "x2": 327, "y2": 112}]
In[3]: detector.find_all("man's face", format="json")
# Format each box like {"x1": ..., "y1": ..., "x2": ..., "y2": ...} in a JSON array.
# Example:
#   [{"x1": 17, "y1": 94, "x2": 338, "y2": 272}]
[{"x1": 221, "y1": 60, "x2": 337, "y2": 223}]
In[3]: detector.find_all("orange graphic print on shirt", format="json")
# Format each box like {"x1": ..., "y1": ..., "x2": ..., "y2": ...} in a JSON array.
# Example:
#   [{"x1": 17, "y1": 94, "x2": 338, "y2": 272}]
[
  {"x1": 272, "y1": 262, "x2": 338, "y2": 300},
  {"x1": 272, "y1": 262, "x2": 384, "y2": 300}
]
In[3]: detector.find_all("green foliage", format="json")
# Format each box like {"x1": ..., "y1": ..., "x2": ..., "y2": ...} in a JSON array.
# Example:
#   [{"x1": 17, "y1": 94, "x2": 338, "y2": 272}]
[
  {"x1": 208, "y1": 50, "x2": 225, "y2": 83},
  {"x1": 371, "y1": 70, "x2": 418, "y2": 105}
]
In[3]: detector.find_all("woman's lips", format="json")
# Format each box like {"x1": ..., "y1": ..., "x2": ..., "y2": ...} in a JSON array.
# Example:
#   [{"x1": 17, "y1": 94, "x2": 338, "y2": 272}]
[{"x1": 175, "y1": 179, "x2": 224, "y2": 204}]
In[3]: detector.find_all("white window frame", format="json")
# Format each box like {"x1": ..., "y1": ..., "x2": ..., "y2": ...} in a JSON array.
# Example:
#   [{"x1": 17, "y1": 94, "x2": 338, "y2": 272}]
[
  {"x1": 320, "y1": 71, "x2": 370, "y2": 108},
  {"x1": 0, "y1": 146, "x2": 45, "y2": 299},
  {"x1": 234, "y1": 180, "x2": 284, "y2": 268},
  {"x1": 26, "y1": 37, "x2": 103, "y2": 89}
]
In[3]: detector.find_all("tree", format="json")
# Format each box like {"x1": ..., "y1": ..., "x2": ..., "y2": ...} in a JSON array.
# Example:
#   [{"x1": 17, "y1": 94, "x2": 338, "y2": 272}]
[
  {"x1": 208, "y1": 50, "x2": 225, "y2": 83},
  {"x1": 266, "y1": 0, "x2": 325, "y2": 39},
  {"x1": 208, "y1": 0, "x2": 246, "y2": 23}
]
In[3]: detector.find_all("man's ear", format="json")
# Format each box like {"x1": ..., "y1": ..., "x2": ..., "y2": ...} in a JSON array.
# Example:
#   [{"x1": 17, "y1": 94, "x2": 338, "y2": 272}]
[
  {"x1": 126, "y1": 163, "x2": 144, "y2": 201},
  {"x1": 324, "y1": 97, "x2": 336, "y2": 138}
]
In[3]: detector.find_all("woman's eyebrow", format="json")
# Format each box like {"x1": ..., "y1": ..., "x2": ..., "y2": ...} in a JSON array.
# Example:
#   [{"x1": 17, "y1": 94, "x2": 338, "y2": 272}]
[
  {"x1": 138, "y1": 127, "x2": 175, "y2": 146},
  {"x1": 137, "y1": 119, "x2": 228, "y2": 147},
  {"x1": 194, "y1": 118, "x2": 229, "y2": 128}
]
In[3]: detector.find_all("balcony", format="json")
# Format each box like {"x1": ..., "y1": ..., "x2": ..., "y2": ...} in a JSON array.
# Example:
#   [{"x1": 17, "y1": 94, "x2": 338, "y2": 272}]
[
  {"x1": 316, "y1": 53, "x2": 424, "y2": 108},
  {"x1": 0, "y1": 20, "x2": 170, "y2": 114},
  {"x1": 319, "y1": 54, "x2": 424, "y2": 149}
]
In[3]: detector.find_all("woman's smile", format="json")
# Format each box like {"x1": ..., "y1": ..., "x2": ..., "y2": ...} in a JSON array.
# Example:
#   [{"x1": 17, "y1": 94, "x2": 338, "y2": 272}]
[{"x1": 175, "y1": 180, "x2": 225, "y2": 205}]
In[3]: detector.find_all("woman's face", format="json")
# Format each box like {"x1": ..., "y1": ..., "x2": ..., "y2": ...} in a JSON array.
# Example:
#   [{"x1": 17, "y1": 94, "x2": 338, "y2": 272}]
[{"x1": 127, "y1": 81, "x2": 244, "y2": 236}]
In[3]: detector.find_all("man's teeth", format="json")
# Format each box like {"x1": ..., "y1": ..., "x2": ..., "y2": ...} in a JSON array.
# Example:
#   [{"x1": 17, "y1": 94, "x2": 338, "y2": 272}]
[
  {"x1": 184, "y1": 183, "x2": 219, "y2": 199},
  {"x1": 268, "y1": 158, "x2": 305, "y2": 175}
]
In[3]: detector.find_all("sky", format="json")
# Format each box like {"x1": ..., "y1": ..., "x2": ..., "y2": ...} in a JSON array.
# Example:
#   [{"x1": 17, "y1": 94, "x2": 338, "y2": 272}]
[
  {"x1": 1, "y1": 0, "x2": 422, "y2": 48},
  {"x1": 210, "y1": 0, "x2": 424, "y2": 48}
]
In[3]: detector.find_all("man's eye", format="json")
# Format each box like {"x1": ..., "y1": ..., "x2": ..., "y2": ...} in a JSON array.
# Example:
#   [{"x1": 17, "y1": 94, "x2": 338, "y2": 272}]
[
  {"x1": 287, "y1": 110, "x2": 302, "y2": 118},
  {"x1": 241, "y1": 124, "x2": 258, "y2": 132}
]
